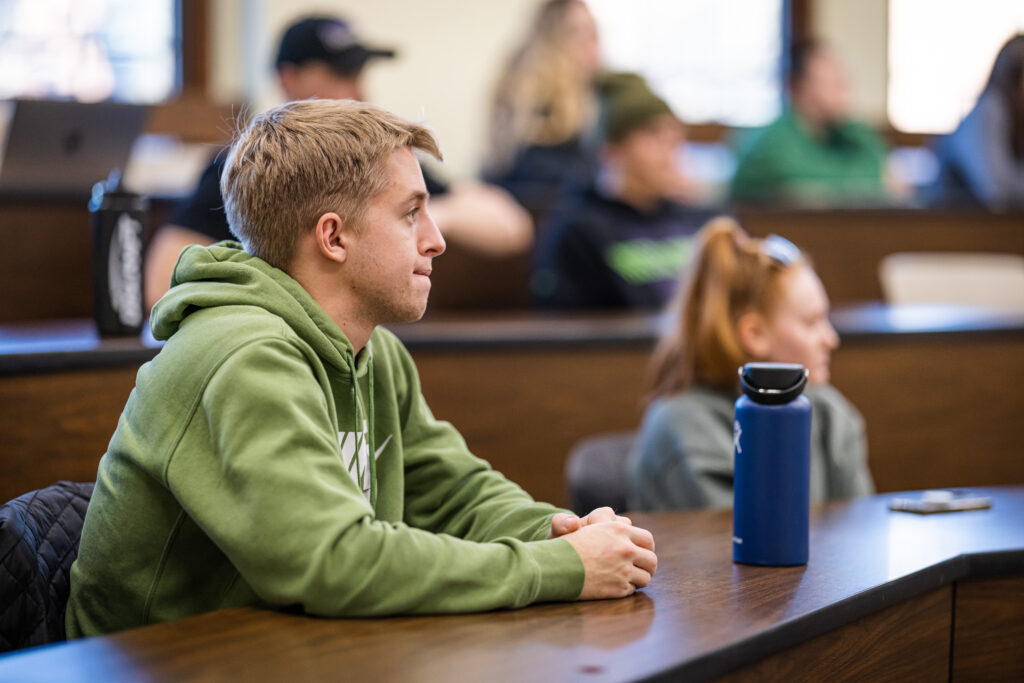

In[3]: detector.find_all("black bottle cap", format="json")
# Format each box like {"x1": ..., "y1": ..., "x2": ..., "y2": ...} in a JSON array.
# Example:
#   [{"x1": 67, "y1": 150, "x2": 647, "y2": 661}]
[{"x1": 739, "y1": 362, "x2": 809, "y2": 405}]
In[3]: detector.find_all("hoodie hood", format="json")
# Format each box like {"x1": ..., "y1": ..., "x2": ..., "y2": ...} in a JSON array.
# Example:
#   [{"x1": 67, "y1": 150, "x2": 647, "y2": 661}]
[{"x1": 151, "y1": 241, "x2": 360, "y2": 374}]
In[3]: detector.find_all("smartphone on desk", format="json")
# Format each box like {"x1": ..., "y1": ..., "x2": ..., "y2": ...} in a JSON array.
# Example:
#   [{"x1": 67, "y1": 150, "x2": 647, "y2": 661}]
[{"x1": 889, "y1": 489, "x2": 992, "y2": 514}]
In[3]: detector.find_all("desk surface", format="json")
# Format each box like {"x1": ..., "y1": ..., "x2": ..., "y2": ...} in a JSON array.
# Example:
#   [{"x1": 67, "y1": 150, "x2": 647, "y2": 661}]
[
  {"x1": 2, "y1": 487, "x2": 1022, "y2": 682},
  {"x1": 1, "y1": 303, "x2": 1022, "y2": 374}
]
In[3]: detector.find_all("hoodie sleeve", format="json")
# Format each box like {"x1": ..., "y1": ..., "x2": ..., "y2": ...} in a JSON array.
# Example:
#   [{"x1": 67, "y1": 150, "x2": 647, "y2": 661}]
[
  {"x1": 374, "y1": 330, "x2": 577, "y2": 544},
  {"x1": 165, "y1": 336, "x2": 584, "y2": 617}
]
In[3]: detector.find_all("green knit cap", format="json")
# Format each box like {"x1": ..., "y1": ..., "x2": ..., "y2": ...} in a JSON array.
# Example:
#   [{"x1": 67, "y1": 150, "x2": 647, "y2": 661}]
[{"x1": 597, "y1": 72, "x2": 675, "y2": 143}]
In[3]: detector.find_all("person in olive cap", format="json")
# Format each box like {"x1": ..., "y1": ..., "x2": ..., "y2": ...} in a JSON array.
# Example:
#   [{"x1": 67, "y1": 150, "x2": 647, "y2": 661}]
[
  {"x1": 146, "y1": 15, "x2": 533, "y2": 310},
  {"x1": 532, "y1": 72, "x2": 714, "y2": 309}
]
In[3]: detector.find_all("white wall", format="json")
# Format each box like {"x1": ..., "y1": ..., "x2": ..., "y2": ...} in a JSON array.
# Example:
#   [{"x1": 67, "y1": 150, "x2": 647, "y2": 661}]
[
  {"x1": 207, "y1": 0, "x2": 899, "y2": 180},
  {"x1": 209, "y1": 0, "x2": 545, "y2": 180},
  {"x1": 812, "y1": 0, "x2": 889, "y2": 124}
]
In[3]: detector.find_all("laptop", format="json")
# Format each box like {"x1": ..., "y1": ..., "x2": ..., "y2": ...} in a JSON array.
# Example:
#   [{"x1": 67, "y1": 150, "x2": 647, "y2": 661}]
[{"x1": 0, "y1": 99, "x2": 149, "y2": 197}]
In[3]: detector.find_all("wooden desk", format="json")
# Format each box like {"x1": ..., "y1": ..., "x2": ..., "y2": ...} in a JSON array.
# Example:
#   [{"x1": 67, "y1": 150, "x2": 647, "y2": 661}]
[
  {"x1": 1, "y1": 306, "x2": 1022, "y2": 506},
  {"x1": 423, "y1": 208, "x2": 1024, "y2": 311},
  {"x1": 1, "y1": 487, "x2": 1022, "y2": 681},
  {"x1": 737, "y1": 207, "x2": 1024, "y2": 305},
  {"x1": 0, "y1": 196, "x2": 175, "y2": 323},
  {"x1": 2, "y1": 203, "x2": 1020, "y2": 321}
]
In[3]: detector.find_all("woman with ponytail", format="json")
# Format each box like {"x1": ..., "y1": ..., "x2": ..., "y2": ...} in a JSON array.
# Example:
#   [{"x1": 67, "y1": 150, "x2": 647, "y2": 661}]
[{"x1": 626, "y1": 217, "x2": 874, "y2": 510}]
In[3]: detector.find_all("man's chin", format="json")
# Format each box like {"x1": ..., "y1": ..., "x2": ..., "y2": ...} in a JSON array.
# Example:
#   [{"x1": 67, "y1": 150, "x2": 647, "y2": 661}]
[{"x1": 388, "y1": 300, "x2": 430, "y2": 325}]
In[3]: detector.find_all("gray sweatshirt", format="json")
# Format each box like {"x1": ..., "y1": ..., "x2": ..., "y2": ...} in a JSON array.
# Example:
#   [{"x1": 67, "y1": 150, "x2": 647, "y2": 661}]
[{"x1": 626, "y1": 383, "x2": 875, "y2": 511}]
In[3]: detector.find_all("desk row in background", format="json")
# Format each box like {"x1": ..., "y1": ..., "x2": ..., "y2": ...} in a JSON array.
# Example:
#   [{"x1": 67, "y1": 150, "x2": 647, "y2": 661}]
[
  {"x1": 1, "y1": 304, "x2": 1021, "y2": 507},
  {"x1": 0, "y1": 204, "x2": 1022, "y2": 322}
]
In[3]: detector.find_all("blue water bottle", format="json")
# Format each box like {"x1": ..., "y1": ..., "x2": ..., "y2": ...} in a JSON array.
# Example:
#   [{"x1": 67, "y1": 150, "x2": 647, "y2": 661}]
[{"x1": 732, "y1": 362, "x2": 811, "y2": 566}]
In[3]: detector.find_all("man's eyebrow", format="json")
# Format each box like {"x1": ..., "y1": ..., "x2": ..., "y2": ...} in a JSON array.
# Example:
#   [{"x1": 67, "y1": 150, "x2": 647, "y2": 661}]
[{"x1": 405, "y1": 190, "x2": 429, "y2": 204}]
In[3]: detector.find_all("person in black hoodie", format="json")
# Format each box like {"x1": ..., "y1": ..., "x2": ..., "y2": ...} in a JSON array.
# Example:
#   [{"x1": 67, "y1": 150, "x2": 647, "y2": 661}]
[{"x1": 532, "y1": 73, "x2": 716, "y2": 310}]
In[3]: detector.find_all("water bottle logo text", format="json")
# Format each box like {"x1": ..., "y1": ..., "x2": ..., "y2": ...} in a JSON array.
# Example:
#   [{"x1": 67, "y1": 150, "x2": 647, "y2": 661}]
[
  {"x1": 109, "y1": 212, "x2": 142, "y2": 328},
  {"x1": 733, "y1": 419, "x2": 742, "y2": 454}
]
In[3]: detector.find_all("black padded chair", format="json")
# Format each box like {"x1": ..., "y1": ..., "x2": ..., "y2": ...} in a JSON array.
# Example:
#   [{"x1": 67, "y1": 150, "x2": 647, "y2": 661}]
[
  {"x1": 0, "y1": 481, "x2": 94, "y2": 652},
  {"x1": 565, "y1": 431, "x2": 637, "y2": 515}
]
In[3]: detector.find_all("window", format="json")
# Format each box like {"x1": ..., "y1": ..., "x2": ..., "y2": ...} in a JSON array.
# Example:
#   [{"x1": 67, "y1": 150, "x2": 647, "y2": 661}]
[
  {"x1": 0, "y1": 0, "x2": 179, "y2": 103},
  {"x1": 888, "y1": 0, "x2": 1024, "y2": 133},
  {"x1": 586, "y1": 0, "x2": 784, "y2": 127}
]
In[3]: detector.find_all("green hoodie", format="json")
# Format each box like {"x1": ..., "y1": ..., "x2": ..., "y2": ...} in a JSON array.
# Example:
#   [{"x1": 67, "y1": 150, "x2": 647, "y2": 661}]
[{"x1": 66, "y1": 242, "x2": 584, "y2": 638}]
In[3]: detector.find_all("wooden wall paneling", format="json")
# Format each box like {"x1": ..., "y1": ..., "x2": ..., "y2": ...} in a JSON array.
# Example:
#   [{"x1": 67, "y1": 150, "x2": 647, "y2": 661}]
[
  {"x1": 719, "y1": 586, "x2": 952, "y2": 682},
  {"x1": 0, "y1": 200, "x2": 95, "y2": 322},
  {"x1": 3, "y1": 330, "x2": 1021, "y2": 508},
  {"x1": 412, "y1": 345, "x2": 652, "y2": 508},
  {"x1": 0, "y1": 200, "x2": 174, "y2": 323},
  {"x1": 3, "y1": 206, "x2": 1021, "y2": 323},
  {"x1": 0, "y1": 366, "x2": 139, "y2": 501},
  {"x1": 830, "y1": 336, "x2": 1024, "y2": 493},
  {"x1": 180, "y1": 0, "x2": 210, "y2": 95},
  {"x1": 740, "y1": 210, "x2": 1024, "y2": 305},
  {"x1": 425, "y1": 242, "x2": 531, "y2": 310},
  {"x1": 952, "y1": 576, "x2": 1024, "y2": 682}
]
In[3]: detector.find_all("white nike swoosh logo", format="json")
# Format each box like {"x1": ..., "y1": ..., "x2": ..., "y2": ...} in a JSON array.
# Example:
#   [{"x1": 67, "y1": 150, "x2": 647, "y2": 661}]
[{"x1": 375, "y1": 434, "x2": 392, "y2": 459}]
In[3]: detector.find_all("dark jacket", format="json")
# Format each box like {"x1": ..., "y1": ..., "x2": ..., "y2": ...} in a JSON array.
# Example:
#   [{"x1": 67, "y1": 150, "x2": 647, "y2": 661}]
[
  {"x1": 532, "y1": 183, "x2": 716, "y2": 309},
  {"x1": 0, "y1": 481, "x2": 94, "y2": 652}
]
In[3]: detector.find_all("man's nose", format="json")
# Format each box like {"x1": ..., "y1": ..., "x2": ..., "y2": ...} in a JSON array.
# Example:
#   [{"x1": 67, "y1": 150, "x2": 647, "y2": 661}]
[
  {"x1": 825, "y1": 321, "x2": 840, "y2": 349},
  {"x1": 421, "y1": 211, "x2": 446, "y2": 257}
]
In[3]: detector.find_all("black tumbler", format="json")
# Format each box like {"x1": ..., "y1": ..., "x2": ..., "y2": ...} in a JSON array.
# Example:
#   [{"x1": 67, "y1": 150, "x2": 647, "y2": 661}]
[{"x1": 89, "y1": 170, "x2": 148, "y2": 336}]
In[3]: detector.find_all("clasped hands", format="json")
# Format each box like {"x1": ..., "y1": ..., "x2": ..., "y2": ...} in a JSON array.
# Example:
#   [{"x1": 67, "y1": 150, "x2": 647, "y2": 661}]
[{"x1": 549, "y1": 507, "x2": 658, "y2": 600}]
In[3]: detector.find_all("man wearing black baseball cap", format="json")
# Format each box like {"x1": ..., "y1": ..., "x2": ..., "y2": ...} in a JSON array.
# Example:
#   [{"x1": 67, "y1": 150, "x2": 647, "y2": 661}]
[
  {"x1": 146, "y1": 15, "x2": 533, "y2": 310},
  {"x1": 275, "y1": 16, "x2": 396, "y2": 102}
]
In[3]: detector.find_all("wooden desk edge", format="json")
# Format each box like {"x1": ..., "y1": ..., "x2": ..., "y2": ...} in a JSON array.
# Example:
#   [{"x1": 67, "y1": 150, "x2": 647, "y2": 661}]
[
  {"x1": 2, "y1": 306, "x2": 1023, "y2": 376},
  {"x1": 676, "y1": 548, "x2": 1024, "y2": 681},
  {"x1": 2, "y1": 541, "x2": 1021, "y2": 682}
]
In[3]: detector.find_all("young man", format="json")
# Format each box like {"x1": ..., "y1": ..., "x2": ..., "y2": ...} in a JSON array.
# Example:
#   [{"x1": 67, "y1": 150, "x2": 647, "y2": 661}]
[
  {"x1": 532, "y1": 73, "x2": 714, "y2": 309},
  {"x1": 729, "y1": 40, "x2": 894, "y2": 206},
  {"x1": 66, "y1": 100, "x2": 657, "y2": 638},
  {"x1": 145, "y1": 15, "x2": 532, "y2": 310}
]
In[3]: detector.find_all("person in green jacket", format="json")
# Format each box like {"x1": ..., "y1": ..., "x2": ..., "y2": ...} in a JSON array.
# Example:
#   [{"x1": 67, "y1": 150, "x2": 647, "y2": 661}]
[
  {"x1": 67, "y1": 99, "x2": 657, "y2": 638},
  {"x1": 730, "y1": 39, "x2": 892, "y2": 206}
]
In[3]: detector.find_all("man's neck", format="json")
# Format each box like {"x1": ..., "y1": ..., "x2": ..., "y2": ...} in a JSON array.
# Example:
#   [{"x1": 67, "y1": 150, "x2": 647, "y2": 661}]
[
  {"x1": 614, "y1": 178, "x2": 660, "y2": 212},
  {"x1": 288, "y1": 261, "x2": 373, "y2": 354},
  {"x1": 319, "y1": 303, "x2": 374, "y2": 354},
  {"x1": 791, "y1": 106, "x2": 830, "y2": 138}
]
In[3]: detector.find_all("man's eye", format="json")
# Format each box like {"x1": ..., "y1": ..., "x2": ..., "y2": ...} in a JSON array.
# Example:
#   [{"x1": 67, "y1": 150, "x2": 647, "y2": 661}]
[{"x1": 407, "y1": 207, "x2": 420, "y2": 220}]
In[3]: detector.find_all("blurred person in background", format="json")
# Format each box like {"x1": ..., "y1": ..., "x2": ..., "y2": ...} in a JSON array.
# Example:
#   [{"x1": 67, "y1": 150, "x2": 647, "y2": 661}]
[
  {"x1": 485, "y1": 0, "x2": 603, "y2": 222},
  {"x1": 730, "y1": 39, "x2": 895, "y2": 207},
  {"x1": 627, "y1": 218, "x2": 874, "y2": 511},
  {"x1": 929, "y1": 34, "x2": 1024, "y2": 212},
  {"x1": 532, "y1": 72, "x2": 710, "y2": 310},
  {"x1": 146, "y1": 15, "x2": 532, "y2": 310}
]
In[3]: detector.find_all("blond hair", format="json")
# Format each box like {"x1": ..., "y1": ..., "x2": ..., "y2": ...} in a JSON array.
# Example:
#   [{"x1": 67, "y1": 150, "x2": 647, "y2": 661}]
[
  {"x1": 221, "y1": 99, "x2": 441, "y2": 269},
  {"x1": 487, "y1": 0, "x2": 597, "y2": 172},
  {"x1": 646, "y1": 217, "x2": 805, "y2": 401}
]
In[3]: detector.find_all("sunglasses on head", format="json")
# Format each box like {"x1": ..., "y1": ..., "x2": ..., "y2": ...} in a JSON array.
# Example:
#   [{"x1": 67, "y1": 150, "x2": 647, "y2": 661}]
[{"x1": 761, "y1": 234, "x2": 801, "y2": 266}]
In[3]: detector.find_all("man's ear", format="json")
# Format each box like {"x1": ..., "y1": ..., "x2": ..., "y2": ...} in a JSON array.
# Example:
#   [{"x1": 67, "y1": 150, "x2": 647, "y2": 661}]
[
  {"x1": 277, "y1": 65, "x2": 299, "y2": 100},
  {"x1": 313, "y1": 212, "x2": 348, "y2": 264},
  {"x1": 736, "y1": 310, "x2": 772, "y2": 360}
]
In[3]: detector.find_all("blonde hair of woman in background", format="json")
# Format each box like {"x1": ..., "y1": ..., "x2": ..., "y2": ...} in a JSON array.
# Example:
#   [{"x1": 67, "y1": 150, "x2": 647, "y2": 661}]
[
  {"x1": 488, "y1": 0, "x2": 601, "y2": 170},
  {"x1": 626, "y1": 216, "x2": 875, "y2": 511},
  {"x1": 483, "y1": 0, "x2": 603, "y2": 222}
]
